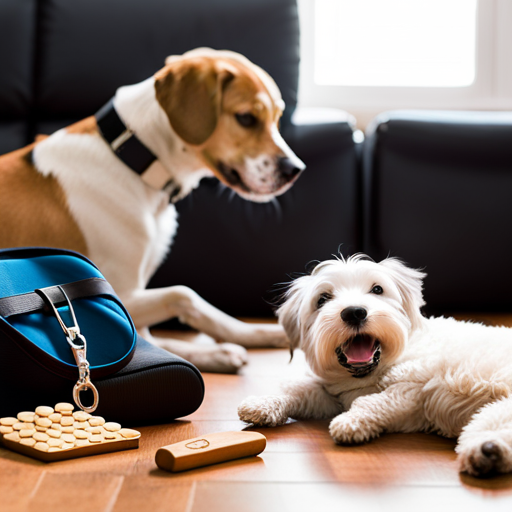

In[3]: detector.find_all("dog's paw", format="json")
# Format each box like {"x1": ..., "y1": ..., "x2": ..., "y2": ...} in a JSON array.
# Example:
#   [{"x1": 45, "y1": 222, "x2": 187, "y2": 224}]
[
  {"x1": 238, "y1": 395, "x2": 290, "y2": 427},
  {"x1": 457, "y1": 438, "x2": 512, "y2": 477},
  {"x1": 189, "y1": 343, "x2": 248, "y2": 374},
  {"x1": 329, "y1": 412, "x2": 379, "y2": 445}
]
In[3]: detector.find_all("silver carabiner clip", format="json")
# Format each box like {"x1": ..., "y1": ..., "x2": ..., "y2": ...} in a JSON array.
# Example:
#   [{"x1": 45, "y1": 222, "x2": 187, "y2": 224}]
[
  {"x1": 72, "y1": 356, "x2": 100, "y2": 414},
  {"x1": 36, "y1": 286, "x2": 99, "y2": 413}
]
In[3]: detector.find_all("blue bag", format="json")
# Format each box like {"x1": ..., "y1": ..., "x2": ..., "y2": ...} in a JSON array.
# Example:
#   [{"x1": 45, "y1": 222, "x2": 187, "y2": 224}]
[{"x1": 0, "y1": 248, "x2": 204, "y2": 423}]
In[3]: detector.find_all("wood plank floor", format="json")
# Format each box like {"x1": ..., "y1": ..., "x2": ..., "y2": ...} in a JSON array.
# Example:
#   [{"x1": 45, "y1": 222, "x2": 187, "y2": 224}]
[{"x1": 2, "y1": 314, "x2": 512, "y2": 512}]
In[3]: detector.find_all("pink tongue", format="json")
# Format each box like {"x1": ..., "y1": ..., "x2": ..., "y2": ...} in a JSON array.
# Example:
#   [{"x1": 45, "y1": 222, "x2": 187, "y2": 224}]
[{"x1": 344, "y1": 336, "x2": 376, "y2": 364}]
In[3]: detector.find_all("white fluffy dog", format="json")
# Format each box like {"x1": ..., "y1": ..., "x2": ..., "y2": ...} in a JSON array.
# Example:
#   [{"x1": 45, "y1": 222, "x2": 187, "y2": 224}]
[{"x1": 238, "y1": 254, "x2": 512, "y2": 477}]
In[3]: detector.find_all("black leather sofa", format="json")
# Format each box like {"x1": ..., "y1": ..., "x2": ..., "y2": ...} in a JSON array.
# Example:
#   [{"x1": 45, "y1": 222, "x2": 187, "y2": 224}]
[{"x1": 1, "y1": 0, "x2": 511, "y2": 319}]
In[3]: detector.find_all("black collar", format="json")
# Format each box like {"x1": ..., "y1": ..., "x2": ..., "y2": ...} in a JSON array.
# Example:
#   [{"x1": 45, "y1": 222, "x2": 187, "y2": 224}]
[{"x1": 95, "y1": 99, "x2": 181, "y2": 200}]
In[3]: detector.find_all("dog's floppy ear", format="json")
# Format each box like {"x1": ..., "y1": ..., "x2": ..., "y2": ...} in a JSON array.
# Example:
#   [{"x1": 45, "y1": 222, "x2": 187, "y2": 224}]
[
  {"x1": 379, "y1": 258, "x2": 426, "y2": 331},
  {"x1": 154, "y1": 56, "x2": 235, "y2": 145},
  {"x1": 276, "y1": 280, "x2": 307, "y2": 359}
]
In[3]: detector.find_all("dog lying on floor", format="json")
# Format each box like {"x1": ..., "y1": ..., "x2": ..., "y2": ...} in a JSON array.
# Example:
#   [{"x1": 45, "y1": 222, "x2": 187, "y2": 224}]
[
  {"x1": 238, "y1": 254, "x2": 512, "y2": 477},
  {"x1": 0, "y1": 48, "x2": 305, "y2": 373}
]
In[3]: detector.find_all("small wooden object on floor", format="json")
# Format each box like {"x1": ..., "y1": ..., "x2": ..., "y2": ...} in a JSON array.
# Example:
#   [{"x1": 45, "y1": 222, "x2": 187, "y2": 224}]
[{"x1": 155, "y1": 431, "x2": 266, "y2": 472}]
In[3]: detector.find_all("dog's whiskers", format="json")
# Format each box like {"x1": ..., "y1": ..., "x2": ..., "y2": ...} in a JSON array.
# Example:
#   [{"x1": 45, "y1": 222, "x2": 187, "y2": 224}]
[{"x1": 268, "y1": 198, "x2": 283, "y2": 221}]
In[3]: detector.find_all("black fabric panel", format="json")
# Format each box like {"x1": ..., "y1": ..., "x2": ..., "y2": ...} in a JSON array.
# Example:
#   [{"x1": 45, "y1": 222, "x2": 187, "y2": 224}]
[
  {"x1": 0, "y1": 0, "x2": 35, "y2": 118},
  {"x1": 95, "y1": 364, "x2": 203, "y2": 425},
  {"x1": 0, "y1": 331, "x2": 204, "y2": 424},
  {"x1": 0, "y1": 122, "x2": 29, "y2": 155},
  {"x1": 149, "y1": 117, "x2": 360, "y2": 319},
  {"x1": 94, "y1": 337, "x2": 204, "y2": 424},
  {"x1": 35, "y1": 0, "x2": 300, "y2": 124},
  {"x1": 363, "y1": 111, "x2": 512, "y2": 313}
]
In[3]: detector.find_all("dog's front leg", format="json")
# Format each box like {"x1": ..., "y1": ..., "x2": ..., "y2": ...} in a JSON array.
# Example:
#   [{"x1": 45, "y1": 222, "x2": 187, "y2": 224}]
[
  {"x1": 238, "y1": 378, "x2": 341, "y2": 427},
  {"x1": 125, "y1": 286, "x2": 288, "y2": 348},
  {"x1": 457, "y1": 397, "x2": 512, "y2": 477},
  {"x1": 329, "y1": 383, "x2": 424, "y2": 444}
]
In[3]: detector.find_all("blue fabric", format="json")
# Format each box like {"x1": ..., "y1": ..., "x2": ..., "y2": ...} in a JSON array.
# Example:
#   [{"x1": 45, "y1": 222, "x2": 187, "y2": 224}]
[
  {"x1": 0, "y1": 251, "x2": 135, "y2": 369},
  {"x1": 0, "y1": 254, "x2": 103, "y2": 296}
]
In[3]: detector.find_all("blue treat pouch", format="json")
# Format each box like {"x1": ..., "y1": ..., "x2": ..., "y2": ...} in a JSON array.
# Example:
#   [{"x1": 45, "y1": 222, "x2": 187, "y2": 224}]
[
  {"x1": 0, "y1": 248, "x2": 136, "y2": 414},
  {"x1": 0, "y1": 247, "x2": 204, "y2": 424}
]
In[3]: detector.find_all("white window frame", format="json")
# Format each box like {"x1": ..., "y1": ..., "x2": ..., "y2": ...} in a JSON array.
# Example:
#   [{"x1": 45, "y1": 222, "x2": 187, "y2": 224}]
[{"x1": 297, "y1": 0, "x2": 512, "y2": 127}]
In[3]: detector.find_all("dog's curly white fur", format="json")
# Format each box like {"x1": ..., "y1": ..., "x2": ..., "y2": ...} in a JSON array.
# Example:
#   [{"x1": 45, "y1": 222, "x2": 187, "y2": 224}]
[{"x1": 238, "y1": 254, "x2": 512, "y2": 477}]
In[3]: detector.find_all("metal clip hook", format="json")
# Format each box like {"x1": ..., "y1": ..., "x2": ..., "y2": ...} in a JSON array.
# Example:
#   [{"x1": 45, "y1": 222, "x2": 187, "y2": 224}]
[{"x1": 36, "y1": 286, "x2": 99, "y2": 413}]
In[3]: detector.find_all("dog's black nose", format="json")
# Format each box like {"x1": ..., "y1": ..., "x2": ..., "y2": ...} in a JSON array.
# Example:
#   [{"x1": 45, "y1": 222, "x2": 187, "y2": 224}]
[
  {"x1": 277, "y1": 157, "x2": 303, "y2": 179},
  {"x1": 341, "y1": 307, "x2": 368, "y2": 326}
]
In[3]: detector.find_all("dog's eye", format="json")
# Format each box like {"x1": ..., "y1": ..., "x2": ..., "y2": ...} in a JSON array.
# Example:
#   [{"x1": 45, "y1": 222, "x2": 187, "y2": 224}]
[
  {"x1": 316, "y1": 292, "x2": 333, "y2": 309},
  {"x1": 235, "y1": 113, "x2": 258, "y2": 128},
  {"x1": 370, "y1": 285, "x2": 383, "y2": 295}
]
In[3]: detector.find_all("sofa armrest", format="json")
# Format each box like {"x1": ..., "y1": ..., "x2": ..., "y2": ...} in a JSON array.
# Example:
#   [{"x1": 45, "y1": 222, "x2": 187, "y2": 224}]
[{"x1": 283, "y1": 107, "x2": 359, "y2": 159}]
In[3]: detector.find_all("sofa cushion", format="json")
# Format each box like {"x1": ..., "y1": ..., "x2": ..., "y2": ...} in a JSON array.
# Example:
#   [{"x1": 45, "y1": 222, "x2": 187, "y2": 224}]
[{"x1": 0, "y1": 0, "x2": 36, "y2": 153}]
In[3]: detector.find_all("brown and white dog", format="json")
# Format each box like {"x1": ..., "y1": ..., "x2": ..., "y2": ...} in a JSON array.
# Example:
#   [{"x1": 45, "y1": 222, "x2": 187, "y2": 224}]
[{"x1": 0, "y1": 48, "x2": 305, "y2": 373}]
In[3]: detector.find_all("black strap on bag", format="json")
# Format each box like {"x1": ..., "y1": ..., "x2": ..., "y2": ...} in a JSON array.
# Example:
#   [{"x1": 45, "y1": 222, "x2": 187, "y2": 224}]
[{"x1": 0, "y1": 278, "x2": 115, "y2": 319}]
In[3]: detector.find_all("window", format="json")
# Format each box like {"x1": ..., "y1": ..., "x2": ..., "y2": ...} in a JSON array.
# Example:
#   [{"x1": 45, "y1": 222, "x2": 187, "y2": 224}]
[
  {"x1": 297, "y1": 0, "x2": 512, "y2": 125},
  {"x1": 315, "y1": 0, "x2": 477, "y2": 87}
]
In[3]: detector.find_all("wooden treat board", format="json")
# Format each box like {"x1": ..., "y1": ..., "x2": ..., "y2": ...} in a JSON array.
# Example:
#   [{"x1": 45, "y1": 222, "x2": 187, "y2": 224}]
[
  {"x1": 0, "y1": 434, "x2": 140, "y2": 462},
  {"x1": 0, "y1": 403, "x2": 141, "y2": 463}
]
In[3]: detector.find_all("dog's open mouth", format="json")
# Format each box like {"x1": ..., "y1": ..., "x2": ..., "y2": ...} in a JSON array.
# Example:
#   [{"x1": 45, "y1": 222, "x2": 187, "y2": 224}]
[
  {"x1": 217, "y1": 162, "x2": 251, "y2": 193},
  {"x1": 335, "y1": 334, "x2": 381, "y2": 378}
]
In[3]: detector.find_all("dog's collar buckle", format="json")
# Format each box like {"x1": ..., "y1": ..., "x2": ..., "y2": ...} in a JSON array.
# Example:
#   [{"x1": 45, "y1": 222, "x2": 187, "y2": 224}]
[{"x1": 111, "y1": 127, "x2": 135, "y2": 152}]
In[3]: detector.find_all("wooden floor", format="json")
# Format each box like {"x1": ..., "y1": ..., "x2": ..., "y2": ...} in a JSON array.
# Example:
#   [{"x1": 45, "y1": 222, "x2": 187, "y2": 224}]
[{"x1": 2, "y1": 314, "x2": 512, "y2": 512}]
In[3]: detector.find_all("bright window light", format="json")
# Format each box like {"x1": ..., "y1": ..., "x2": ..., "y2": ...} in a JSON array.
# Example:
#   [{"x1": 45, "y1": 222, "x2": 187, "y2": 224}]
[{"x1": 315, "y1": 0, "x2": 477, "y2": 87}]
